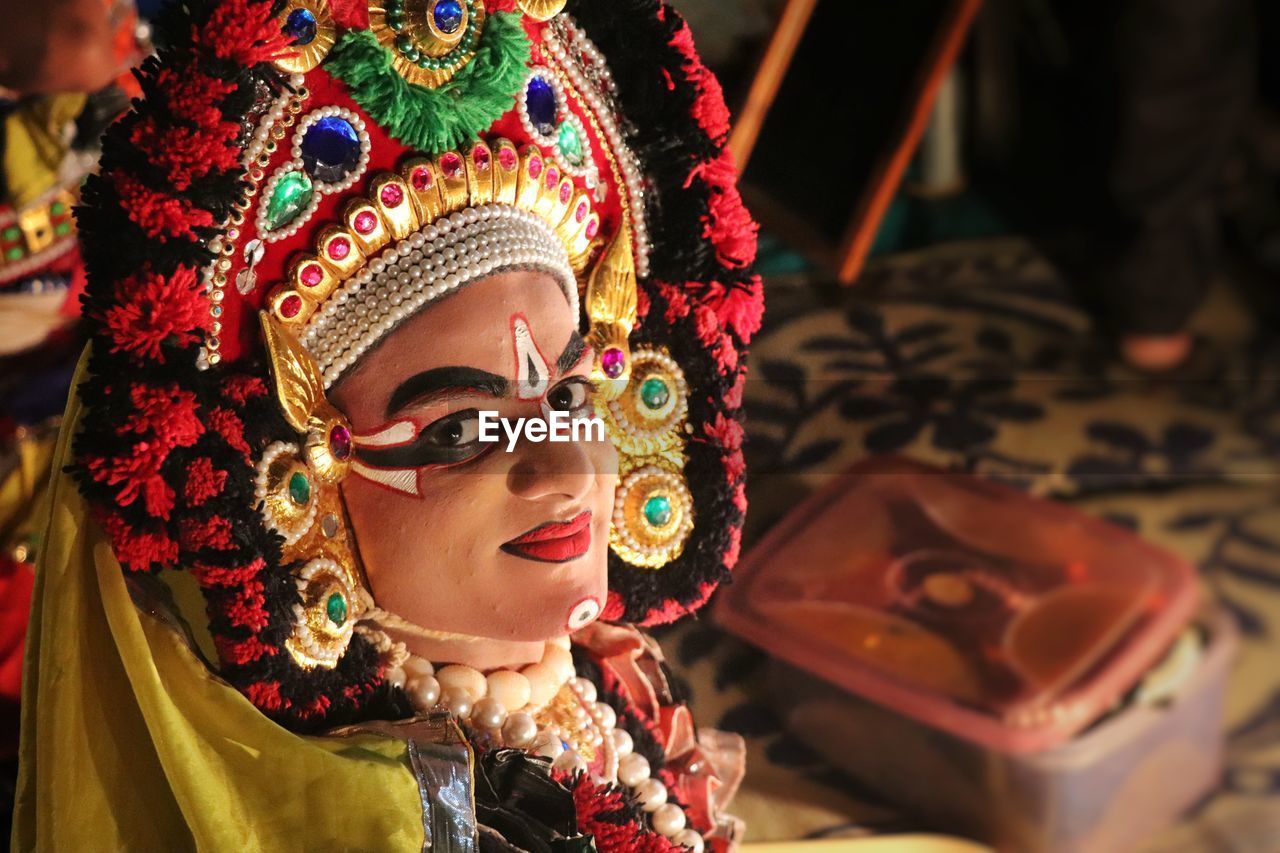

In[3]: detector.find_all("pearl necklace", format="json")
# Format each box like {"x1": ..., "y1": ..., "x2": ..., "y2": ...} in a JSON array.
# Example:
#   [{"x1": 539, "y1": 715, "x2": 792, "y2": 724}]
[{"x1": 391, "y1": 639, "x2": 705, "y2": 852}]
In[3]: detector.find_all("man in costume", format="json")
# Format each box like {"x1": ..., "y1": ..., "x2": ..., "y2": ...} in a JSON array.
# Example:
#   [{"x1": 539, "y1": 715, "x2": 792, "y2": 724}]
[{"x1": 14, "y1": 0, "x2": 763, "y2": 849}]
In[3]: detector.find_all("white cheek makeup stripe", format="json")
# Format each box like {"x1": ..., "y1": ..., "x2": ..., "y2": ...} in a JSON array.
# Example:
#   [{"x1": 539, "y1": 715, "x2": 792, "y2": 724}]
[
  {"x1": 353, "y1": 420, "x2": 417, "y2": 448},
  {"x1": 566, "y1": 596, "x2": 601, "y2": 632},
  {"x1": 512, "y1": 314, "x2": 550, "y2": 401},
  {"x1": 351, "y1": 461, "x2": 421, "y2": 497}
]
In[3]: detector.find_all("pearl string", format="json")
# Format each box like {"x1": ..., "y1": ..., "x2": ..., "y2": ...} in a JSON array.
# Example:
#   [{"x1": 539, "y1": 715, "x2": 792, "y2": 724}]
[
  {"x1": 299, "y1": 205, "x2": 577, "y2": 388},
  {"x1": 394, "y1": 644, "x2": 705, "y2": 851}
]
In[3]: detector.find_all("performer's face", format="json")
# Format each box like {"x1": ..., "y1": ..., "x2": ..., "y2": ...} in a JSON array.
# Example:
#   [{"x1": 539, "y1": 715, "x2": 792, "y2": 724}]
[{"x1": 330, "y1": 271, "x2": 618, "y2": 643}]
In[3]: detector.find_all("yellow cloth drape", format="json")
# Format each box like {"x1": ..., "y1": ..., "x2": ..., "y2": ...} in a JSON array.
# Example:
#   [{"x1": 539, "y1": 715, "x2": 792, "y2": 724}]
[
  {"x1": 3, "y1": 94, "x2": 86, "y2": 210},
  {"x1": 12, "y1": 352, "x2": 429, "y2": 852}
]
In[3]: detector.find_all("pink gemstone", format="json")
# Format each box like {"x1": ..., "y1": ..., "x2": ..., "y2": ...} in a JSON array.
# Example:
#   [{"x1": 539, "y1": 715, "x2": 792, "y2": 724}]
[
  {"x1": 575, "y1": 202, "x2": 588, "y2": 223},
  {"x1": 498, "y1": 147, "x2": 517, "y2": 171},
  {"x1": 354, "y1": 210, "x2": 378, "y2": 234},
  {"x1": 528, "y1": 157, "x2": 543, "y2": 179},
  {"x1": 329, "y1": 424, "x2": 352, "y2": 460},
  {"x1": 279, "y1": 294, "x2": 303, "y2": 319},
  {"x1": 560, "y1": 181, "x2": 573, "y2": 204},
  {"x1": 601, "y1": 347, "x2": 626, "y2": 379},
  {"x1": 327, "y1": 237, "x2": 351, "y2": 261},
  {"x1": 473, "y1": 145, "x2": 491, "y2": 171},
  {"x1": 585, "y1": 217, "x2": 599, "y2": 239},
  {"x1": 300, "y1": 263, "x2": 324, "y2": 287},
  {"x1": 380, "y1": 184, "x2": 405, "y2": 207},
  {"x1": 545, "y1": 167, "x2": 559, "y2": 190},
  {"x1": 411, "y1": 167, "x2": 433, "y2": 191},
  {"x1": 441, "y1": 152, "x2": 464, "y2": 178}
]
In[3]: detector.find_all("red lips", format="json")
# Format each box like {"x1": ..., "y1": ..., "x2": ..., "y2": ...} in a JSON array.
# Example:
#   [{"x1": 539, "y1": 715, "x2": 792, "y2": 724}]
[{"x1": 501, "y1": 511, "x2": 593, "y2": 563}]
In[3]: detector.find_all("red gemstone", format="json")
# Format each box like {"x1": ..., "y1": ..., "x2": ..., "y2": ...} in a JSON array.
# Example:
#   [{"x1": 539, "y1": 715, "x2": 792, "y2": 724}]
[
  {"x1": 441, "y1": 152, "x2": 464, "y2": 178},
  {"x1": 473, "y1": 146, "x2": 491, "y2": 171},
  {"x1": 545, "y1": 167, "x2": 559, "y2": 190},
  {"x1": 327, "y1": 237, "x2": 351, "y2": 261},
  {"x1": 411, "y1": 167, "x2": 433, "y2": 190},
  {"x1": 528, "y1": 157, "x2": 543, "y2": 179},
  {"x1": 575, "y1": 202, "x2": 588, "y2": 223},
  {"x1": 560, "y1": 181, "x2": 573, "y2": 204},
  {"x1": 354, "y1": 210, "x2": 378, "y2": 234},
  {"x1": 498, "y1": 147, "x2": 518, "y2": 171},
  {"x1": 585, "y1": 218, "x2": 599, "y2": 239},
  {"x1": 329, "y1": 424, "x2": 352, "y2": 460},
  {"x1": 300, "y1": 263, "x2": 324, "y2": 286},
  {"x1": 380, "y1": 184, "x2": 405, "y2": 207},
  {"x1": 279, "y1": 294, "x2": 303, "y2": 318}
]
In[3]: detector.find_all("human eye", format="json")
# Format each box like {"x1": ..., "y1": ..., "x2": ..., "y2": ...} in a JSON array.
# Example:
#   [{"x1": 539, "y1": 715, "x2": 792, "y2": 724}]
[
  {"x1": 421, "y1": 409, "x2": 482, "y2": 448},
  {"x1": 544, "y1": 377, "x2": 596, "y2": 417}
]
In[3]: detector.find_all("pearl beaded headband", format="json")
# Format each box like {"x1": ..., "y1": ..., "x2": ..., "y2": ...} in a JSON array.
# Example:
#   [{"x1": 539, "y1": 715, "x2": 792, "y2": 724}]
[{"x1": 301, "y1": 205, "x2": 577, "y2": 387}]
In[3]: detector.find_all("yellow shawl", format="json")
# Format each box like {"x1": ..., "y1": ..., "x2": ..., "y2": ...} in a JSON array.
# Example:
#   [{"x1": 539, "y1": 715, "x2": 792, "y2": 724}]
[{"x1": 12, "y1": 356, "x2": 430, "y2": 851}]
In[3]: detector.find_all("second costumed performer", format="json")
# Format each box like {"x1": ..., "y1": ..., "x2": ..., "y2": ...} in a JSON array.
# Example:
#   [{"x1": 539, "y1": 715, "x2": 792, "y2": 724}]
[{"x1": 14, "y1": 0, "x2": 764, "y2": 850}]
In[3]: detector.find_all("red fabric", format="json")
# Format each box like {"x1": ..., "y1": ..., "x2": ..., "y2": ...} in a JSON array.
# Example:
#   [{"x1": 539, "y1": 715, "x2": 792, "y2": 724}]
[
  {"x1": 198, "y1": 0, "x2": 289, "y2": 65},
  {"x1": 184, "y1": 457, "x2": 228, "y2": 507},
  {"x1": 0, "y1": 556, "x2": 32, "y2": 759},
  {"x1": 101, "y1": 265, "x2": 208, "y2": 363},
  {"x1": 97, "y1": 512, "x2": 180, "y2": 572},
  {"x1": 109, "y1": 171, "x2": 216, "y2": 241}
]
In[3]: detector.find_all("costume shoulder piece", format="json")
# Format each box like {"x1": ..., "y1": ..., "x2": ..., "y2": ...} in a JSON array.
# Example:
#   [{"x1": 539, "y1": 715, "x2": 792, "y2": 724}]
[{"x1": 71, "y1": 0, "x2": 762, "y2": 730}]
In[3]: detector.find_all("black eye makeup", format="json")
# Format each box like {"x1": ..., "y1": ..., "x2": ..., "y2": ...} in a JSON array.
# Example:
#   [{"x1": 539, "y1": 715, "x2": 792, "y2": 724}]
[{"x1": 356, "y1": 408, "x2": 493, "y2": 469}]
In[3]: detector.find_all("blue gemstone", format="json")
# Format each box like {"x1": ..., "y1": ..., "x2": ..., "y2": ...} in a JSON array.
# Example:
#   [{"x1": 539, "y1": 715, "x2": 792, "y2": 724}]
[
  {"x1": 283, "y1": 8, "x2": 317, "y2": 46},
  {"x1": 300, "y1": 117, "x2": 361, "y2": 183},
  {"x1": 525, "y1": 75, "x2": 559, "y2": 137},
  {"x1": 432, "y1": 0, "x2": 464, "y2": 34}
]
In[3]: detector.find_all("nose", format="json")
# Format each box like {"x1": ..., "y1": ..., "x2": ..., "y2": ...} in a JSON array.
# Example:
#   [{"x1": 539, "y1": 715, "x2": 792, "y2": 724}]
[{"x1": 506, "y1": 432, "x2": 602, "y2": 503}]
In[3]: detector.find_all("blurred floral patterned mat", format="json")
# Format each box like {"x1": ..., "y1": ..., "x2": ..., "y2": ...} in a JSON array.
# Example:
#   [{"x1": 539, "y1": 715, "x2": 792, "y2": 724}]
[{"x1": 659, "y1": 238, "x2": 1280, "y2": 850}]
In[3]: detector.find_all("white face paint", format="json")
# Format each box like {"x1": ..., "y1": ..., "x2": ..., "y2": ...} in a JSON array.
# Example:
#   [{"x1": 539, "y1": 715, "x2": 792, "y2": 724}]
[
  {"x1": 512, "y1": 314, "x2": 550, "y2": 401},
  {"x1": 351, "y1": 420, "x2": 422, "y2": 497}
]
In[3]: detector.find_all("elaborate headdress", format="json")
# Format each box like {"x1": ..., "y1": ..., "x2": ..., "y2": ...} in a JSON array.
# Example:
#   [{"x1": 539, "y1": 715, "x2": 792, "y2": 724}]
[{"x1": 72, "y1": 0, "x2": 762, "y2": 729}]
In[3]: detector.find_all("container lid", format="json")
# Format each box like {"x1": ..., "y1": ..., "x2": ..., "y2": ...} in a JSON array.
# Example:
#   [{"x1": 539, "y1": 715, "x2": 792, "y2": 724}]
[{"x1": 715, "y1": 456, "x2": 1200, "y2": 752}]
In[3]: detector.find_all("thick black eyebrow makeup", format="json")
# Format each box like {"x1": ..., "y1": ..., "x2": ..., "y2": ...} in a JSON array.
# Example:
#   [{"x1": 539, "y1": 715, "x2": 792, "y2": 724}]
[
  {"x1": 385, "y1": 367, "x2": 510, "y2": 418},
  {"x1": 556, "y1": 331, "x2": 587, "y2": 375}
]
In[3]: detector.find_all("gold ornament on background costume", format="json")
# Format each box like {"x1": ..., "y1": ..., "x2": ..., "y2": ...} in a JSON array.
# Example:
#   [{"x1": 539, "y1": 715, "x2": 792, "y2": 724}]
[
  {"x1": 600, "y1": 347, "x2": 695, "y2": 569},
  {"x1": 260, "y1": 312, "x2": 367, "y2": 669},
  {"x1": 516, "y1": 0, "x2": 566, "y2": 23},
  {"x1": 268, "y1": 139, "x2": 601, "y2": 332},
  {"x1": 369, "y1": 0, "x2": 488, "y2": 89},
  {"x1": 273, "y1": 0, "x2": 337, "y2": 74}
]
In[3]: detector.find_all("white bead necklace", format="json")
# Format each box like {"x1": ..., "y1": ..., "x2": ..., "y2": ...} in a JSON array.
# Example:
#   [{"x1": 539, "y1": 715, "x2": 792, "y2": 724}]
[{"x1": 392, "y1": 639, "x2": 705, "y2": 851}]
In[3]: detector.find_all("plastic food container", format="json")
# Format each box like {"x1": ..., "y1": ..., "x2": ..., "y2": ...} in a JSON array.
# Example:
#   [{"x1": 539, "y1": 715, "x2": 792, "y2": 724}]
[
  {"x1": 764, "y1": 608, "x2": 1235, "y2": 852},
  {"x1": 717, "y1": 457, "x2": 1232, "y2": 851},
  {"x1": 717, "y1": 456, "x2": 1201, "y2": 753}
]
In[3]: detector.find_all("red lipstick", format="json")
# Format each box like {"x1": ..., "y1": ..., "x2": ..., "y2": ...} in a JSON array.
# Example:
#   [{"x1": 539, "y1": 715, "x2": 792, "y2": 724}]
[{"x1": 501, "y1": 511, "x2": 593, "y2": 563}]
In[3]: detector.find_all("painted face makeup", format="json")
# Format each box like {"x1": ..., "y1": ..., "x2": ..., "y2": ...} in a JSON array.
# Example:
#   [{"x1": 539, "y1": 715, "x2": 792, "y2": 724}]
[
  {"x1": 332, "y1": 271, "x2": 618, "y2": 647},
  {"x1": 349, "y1": 330, "x2": 594, "y2": 497},
  {"x1": 501, "y1": 510, "x2": 594, "y2": 563},
  {"x1": 512, "y1": 313, "x2": 550, "y2": 401}
]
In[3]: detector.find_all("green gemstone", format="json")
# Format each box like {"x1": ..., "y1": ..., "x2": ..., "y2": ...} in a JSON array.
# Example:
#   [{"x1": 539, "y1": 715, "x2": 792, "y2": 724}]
[
  {"x1": 54, "y1": 221, "x2": 71, "y2": 236},
  {"x1": 287, "y1": 471, "x2": 311, "y2": 506},
  {"x1": 643, "y1": 494, "x2": 672, "y2": 527},
  {"x1": 326, "y1": 592, "x2": 348, "y2": 626},
  {"x1": 50, "y1": 202, "x2": 65, "y2": 215},
  {"x1": 263, "y1": 171, "x2": 314, "y2": 232},
  {"x1": 2, "y1": 227, "x2": 19, "y2": 241},
  {"x1": 557, "y1": 122, "x2": 585, "y2": 166},
  {"x1": 639, "y1": 377, "x2": 670, "y2": 410},
  {"x1": 389, "y1": 17, "x2": 405, "y2": 31},
  {"x1": 5, "y1": 247, "x2": 22, "y2": 261}
]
